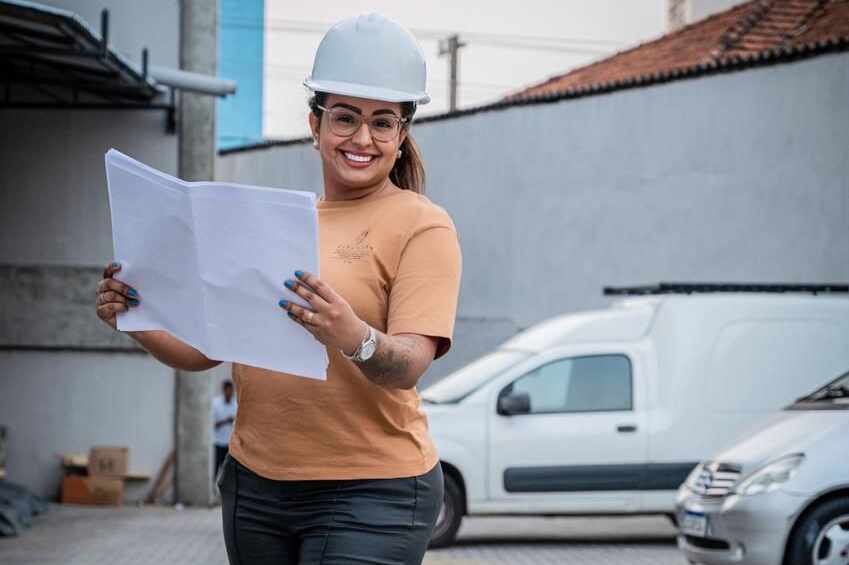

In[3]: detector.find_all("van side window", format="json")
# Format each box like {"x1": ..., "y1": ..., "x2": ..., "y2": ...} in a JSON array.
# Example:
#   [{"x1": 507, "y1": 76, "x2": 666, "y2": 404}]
[{"x1": 506, "y1": 355, "x2": 632, "y2": 414}]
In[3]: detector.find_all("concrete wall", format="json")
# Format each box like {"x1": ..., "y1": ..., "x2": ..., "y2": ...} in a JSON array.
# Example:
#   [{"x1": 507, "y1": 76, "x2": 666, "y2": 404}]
[
  {"x1": 216, "y1": 53, "x2": 849, "y2": 388},
  {"x1": 0, "y1": 110, "x2": 177, "y2": 266},
  {"x1": 0, "y1": 352, "x2": 174, "y2": 501},
  {"x1": 0, "y1": 0, "x2": 183, "y2": 500}
]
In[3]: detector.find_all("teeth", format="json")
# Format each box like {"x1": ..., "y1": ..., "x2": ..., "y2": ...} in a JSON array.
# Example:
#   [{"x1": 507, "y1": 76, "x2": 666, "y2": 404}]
[{"x1": 344, "y1": 152, "x2": 373, "y2": 163}]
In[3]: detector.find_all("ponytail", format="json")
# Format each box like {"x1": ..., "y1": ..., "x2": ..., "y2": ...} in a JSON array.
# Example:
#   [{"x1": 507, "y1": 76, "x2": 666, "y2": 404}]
[
  {"x1": 390, "y1": 121, "x2": 425, "y2": 194},
  {"x1": 309, "y1": 95, "x2": 426, "y2": 194}
]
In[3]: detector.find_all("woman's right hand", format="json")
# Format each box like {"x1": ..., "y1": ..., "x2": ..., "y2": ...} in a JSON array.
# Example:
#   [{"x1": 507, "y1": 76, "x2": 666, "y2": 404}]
[{"x1": 95, "y1": 261, "x2": 140, "y2": 330}]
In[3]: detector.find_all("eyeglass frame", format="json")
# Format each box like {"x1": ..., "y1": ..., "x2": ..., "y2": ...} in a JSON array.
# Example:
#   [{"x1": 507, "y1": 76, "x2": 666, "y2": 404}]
[{"x1": 315, "y1": 104, "x2": 411, "y2": 142}]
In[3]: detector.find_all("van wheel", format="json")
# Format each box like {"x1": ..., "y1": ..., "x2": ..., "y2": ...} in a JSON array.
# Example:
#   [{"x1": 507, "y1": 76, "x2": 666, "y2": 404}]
[
  {"x1": 429, "y1": 472, "x2": 463, "y2": 548},
  {"x1": 785, "y1": 497, "x2": 849, "y2": 565}
]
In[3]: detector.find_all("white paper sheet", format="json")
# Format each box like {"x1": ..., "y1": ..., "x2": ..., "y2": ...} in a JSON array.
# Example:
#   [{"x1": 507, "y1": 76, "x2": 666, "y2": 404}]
[{"x1": 104, "y1": 149, "x2": 328, "y2": 379}]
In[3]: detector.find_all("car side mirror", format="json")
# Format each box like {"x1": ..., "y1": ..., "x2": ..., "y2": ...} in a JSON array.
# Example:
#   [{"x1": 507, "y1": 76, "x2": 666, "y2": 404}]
[{"x1": 498, "y1": 391, "x2": 531, "y2": 416}]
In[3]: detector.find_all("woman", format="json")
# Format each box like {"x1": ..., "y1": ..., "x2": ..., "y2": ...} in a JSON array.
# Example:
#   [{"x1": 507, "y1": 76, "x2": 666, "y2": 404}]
[{"x1": 94, "y1": 12, "x2": 461, "y2": 565}]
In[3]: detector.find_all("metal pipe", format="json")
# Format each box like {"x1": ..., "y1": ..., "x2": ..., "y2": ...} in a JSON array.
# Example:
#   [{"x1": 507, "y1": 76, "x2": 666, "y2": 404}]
[{"x1": 150, "y1": 65, "x2": 236, "y2": 97}]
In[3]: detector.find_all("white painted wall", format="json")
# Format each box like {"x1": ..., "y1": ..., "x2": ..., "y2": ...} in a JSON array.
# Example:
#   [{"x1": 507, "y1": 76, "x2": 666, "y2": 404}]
[{"x1": 688, "y1": 0, "x2": 745, "y2": 22}]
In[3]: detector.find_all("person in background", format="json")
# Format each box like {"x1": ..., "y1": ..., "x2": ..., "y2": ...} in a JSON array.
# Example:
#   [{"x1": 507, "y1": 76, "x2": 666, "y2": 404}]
[{"x1": 212, "y1": 380, "x2": 237, "y2": 480}]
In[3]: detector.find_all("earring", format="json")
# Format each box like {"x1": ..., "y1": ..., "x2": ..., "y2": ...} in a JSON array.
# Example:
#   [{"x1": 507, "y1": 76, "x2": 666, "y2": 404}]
[
  {"x1": 397, "y1": 149, "x2": 403, "y2": 159},
  {"x1": 312, "y1": 137, "x2": 319, "y2": 149}
]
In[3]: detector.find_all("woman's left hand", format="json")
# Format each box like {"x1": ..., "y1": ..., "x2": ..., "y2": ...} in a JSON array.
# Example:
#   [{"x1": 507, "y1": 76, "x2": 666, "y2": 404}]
[{"x1": 279, "y1": 271, "x2": 367, "y2": 355}]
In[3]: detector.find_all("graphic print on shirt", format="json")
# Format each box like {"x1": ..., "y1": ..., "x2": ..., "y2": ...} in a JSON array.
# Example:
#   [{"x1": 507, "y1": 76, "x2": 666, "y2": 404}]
[{"x1": 332, "y1": 229, "x2": 373, "y2": 264}]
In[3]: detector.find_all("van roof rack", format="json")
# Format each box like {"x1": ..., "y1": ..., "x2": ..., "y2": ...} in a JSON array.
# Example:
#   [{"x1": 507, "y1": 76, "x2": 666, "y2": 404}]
[{"x1": 603, "y1": 283, "x2": 849, "y2": 296}]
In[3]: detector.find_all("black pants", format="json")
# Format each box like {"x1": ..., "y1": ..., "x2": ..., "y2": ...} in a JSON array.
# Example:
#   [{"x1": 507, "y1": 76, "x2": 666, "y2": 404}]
[
  {"x1": 215, "y1": 445, "x2": 229, "y2": 480},
  {"x1": 217, "y1": 454, "x2": 443, "y2": 565}
]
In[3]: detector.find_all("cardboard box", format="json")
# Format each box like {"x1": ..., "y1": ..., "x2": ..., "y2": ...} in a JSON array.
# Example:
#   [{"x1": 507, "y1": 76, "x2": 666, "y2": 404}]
[
  {"x1": 88, "y1": 446, "x2": 128, "y2": 478},
  {"x1": 62, "y1": 475, "x2": 124, "y2": 506}
]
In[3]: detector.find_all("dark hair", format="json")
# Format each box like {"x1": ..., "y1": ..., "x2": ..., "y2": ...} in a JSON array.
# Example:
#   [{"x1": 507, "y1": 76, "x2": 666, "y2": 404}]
[{"x1": 309, "y1": 92, "x2": 426, "y2": 194}]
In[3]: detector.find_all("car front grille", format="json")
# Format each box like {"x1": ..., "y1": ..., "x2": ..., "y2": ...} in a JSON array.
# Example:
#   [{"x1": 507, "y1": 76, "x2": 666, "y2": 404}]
[{"x1": 690, "y1": 461, "x2": 742, "y2": 497}]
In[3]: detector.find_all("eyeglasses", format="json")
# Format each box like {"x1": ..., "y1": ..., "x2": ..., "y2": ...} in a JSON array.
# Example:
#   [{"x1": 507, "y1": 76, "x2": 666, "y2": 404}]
[{"x1": 317, "y1": 105, "x2": 409, "y2": 142}]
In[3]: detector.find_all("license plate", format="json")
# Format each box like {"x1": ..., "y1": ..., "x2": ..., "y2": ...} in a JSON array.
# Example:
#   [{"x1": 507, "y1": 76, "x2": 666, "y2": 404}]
[{"x1": 680, "y1": 511, "x2": 708, "y2": 537}]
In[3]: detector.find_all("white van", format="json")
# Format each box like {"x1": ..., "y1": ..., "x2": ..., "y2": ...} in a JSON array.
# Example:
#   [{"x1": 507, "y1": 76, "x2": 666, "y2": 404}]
[{"x1": 421, "y1": 285, "x2": 849, "y2": 547}]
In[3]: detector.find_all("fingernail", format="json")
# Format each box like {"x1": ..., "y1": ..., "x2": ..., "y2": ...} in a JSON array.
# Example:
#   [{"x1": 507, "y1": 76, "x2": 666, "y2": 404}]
[
  {"x1": 278, "y1": 299, "x2": 288, "y2": 308},
  {"x1": 284, "y1": 280, "x2": 294, "y2": 289},
  {"x1": 129, "y1": 299, "x2": 139, "y2": 306},
  {"x1": 295, "y1": 270, "x2": 304, "y2": 278},
  {"x1": 128, "y1": 288, "x2": 137, "y2": 297}
]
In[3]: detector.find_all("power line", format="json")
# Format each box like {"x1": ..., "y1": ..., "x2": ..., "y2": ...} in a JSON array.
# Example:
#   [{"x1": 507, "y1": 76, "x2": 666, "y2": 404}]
[
  {"x1": 256, "y1": 17, "x2": 624, "y2": 46},
  {"x1": 220, "y1": 17, "x2": 622, "y2": 55}
]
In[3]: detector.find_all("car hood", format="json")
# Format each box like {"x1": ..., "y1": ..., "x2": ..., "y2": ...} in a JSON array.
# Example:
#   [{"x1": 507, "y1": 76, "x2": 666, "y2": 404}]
[{"x1": 711, "y1": 410, "x2": 847, "y2": 474}]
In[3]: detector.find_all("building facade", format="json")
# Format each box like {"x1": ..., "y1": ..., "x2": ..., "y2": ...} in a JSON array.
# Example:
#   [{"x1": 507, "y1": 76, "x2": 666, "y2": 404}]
[{"x1": 0, "y1": 0, "x2": 231, "y2": 502}]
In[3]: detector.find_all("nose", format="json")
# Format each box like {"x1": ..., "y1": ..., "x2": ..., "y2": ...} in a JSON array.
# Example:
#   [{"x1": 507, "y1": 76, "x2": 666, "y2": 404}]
[{"x1": 350, "y1": 120, "x2": 373, "y2": 146}]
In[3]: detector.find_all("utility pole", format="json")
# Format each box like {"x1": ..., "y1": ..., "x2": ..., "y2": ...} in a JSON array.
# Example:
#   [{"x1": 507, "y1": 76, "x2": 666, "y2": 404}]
[
  {"x1": 176, "y1": 0, "x2": 217, "y2": 507},
  {"x1": 438, "y1": 34, "x2": 466, "y2": 112}
]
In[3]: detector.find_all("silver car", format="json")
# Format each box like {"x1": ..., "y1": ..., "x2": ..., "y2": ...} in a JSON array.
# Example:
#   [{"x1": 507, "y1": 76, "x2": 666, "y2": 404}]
[{"x1": 676, "y1": 369, "x2": 849, "y2": 565}]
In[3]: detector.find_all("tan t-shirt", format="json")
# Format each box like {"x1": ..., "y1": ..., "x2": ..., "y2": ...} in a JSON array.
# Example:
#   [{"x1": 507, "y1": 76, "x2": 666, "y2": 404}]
[{"x1": 228, "y1": 187, "x2": 462, "y2": 480}]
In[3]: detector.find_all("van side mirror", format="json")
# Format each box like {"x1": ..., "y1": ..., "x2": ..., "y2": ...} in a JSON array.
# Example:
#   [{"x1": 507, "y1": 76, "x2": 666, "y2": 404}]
[{"x1": 498, "y1": 391, "x2": 531, "y2": 416}]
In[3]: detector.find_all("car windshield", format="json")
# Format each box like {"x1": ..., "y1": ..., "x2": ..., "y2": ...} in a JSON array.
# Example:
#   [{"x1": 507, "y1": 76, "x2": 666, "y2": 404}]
[
  {"x1": 421, "y1": 350, "x2": 528, "y2": 404},
  {"x1": 792, "y1": 369, "x2": 849, "y2": 407}
]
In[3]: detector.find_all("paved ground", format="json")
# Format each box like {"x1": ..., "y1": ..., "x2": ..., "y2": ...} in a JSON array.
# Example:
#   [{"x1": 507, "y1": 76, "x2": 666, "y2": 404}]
[{"x1": 0, "y1": 504, "x2": 687, "y2": 564}]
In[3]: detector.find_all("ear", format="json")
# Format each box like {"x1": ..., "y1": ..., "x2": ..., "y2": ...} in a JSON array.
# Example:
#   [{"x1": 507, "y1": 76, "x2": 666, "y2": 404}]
[
  {"x1": 398, "y1": 127, "x2": 408, "y2": 147},
  {"x1": 308, "y1": 112, "x2": 320, "y2": 139}
]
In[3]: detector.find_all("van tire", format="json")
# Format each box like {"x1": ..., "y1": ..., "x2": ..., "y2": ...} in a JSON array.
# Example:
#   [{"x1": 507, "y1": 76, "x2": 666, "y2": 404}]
[
  {"x1": 429, "y1": 472, "x2": 463, "y2": 548},
  {"x1": 784, "y1": 497, "x2": 849, "y2": 565}
]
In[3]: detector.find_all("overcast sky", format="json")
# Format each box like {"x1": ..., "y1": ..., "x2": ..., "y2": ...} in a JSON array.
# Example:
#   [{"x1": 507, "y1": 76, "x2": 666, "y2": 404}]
[{"x1": 255, "y1": 0, "x2": 668, "y2": 139}]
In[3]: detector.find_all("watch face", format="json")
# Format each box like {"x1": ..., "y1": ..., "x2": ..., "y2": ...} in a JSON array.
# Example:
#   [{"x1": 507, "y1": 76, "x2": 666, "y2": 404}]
[{"x1": 359, "y1": 340, "x2": 377, "y2": 361}]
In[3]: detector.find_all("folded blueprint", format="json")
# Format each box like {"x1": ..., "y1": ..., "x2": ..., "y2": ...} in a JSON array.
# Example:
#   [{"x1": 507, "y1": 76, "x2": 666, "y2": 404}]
[{"x1": 104, "y1": 149, "x2": 327, "y2": 379}]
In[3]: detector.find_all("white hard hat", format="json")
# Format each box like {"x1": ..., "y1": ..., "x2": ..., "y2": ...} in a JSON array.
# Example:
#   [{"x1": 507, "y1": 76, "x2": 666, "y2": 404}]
[{"x1": 304, "y1": 13, "x2": 430, "y2": 105}]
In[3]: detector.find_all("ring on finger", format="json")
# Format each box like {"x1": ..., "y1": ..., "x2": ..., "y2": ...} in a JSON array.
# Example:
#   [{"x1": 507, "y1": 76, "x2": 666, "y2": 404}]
[{"x1": 305, "y1": 311, "x2": 315, "y2": 324}]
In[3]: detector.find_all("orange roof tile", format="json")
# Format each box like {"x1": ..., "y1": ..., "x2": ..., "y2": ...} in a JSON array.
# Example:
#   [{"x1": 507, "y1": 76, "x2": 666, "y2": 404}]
[{"x1": 507, "y1": 0, "x2": 849, "y2": 102}]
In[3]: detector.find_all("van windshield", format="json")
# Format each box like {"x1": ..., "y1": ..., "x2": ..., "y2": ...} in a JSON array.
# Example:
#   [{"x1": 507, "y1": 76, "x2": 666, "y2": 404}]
[
  {"x1": 791, "y1": 369, "x2": 849, "y2": 409},
  {"x1": 421, "y1": 350, "x2": 528, "y2": 404}
]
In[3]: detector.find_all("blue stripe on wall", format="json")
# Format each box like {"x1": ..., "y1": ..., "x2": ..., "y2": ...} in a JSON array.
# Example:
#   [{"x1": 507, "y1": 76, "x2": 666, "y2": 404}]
[{"x1": 218, "y1": 0, "x2": 264, "y2": 150}]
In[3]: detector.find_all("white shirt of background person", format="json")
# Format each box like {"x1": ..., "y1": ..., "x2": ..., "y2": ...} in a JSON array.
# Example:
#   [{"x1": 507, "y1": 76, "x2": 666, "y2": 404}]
[{"x1": 212, "y1": 381, "x2": 238, "y2": 447}]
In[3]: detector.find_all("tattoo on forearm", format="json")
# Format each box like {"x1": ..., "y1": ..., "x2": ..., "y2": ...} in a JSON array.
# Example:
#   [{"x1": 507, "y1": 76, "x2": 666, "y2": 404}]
[{"x1": 359, "y1": 333, "x2": 416, "y2": 388}]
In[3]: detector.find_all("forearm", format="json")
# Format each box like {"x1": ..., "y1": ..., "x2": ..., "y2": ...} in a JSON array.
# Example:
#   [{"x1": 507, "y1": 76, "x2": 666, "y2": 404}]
[
  {"x1": 129, "y1": 330, "x2": 220, "y2": 372},
  {"x1": 357, "y1": 332, "x2": 433, "y2": 390}
]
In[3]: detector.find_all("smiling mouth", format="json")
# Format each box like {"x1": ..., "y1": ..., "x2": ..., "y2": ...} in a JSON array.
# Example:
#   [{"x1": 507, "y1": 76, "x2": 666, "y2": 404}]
[{"x1": 341, "y1": 151, "x2": 376, "y2": 166}]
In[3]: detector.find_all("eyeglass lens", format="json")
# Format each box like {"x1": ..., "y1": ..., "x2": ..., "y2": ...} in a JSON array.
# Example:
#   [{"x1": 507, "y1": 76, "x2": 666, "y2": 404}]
[{"x1": 327, "y1": 109, "x2": 400, "y2": 141}]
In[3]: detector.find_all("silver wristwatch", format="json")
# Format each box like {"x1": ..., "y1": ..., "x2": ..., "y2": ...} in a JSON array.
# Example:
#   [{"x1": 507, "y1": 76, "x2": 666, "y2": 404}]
[{"x1": 342, "y1": 324, "x2": 377, "y2": 363}]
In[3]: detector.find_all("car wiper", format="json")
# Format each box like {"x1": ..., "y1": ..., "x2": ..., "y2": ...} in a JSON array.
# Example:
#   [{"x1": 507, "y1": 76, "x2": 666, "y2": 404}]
[
  {"x1": 822, "y1": 385, "x2": 849, "y2": 398},
  {"x1": 800, "y1": 385, "x2": 849, "y2": 402}
]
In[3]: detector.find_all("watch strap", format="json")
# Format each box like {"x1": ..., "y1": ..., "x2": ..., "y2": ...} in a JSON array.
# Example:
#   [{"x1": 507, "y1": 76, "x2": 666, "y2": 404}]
[{"x1": 342, "y1": 324, "x2": 376, "y2": 362}]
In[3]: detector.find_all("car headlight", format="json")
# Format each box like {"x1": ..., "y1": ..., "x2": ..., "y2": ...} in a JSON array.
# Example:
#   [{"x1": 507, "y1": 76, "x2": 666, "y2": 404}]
[
  {"x1": 684, "y1": 462, "x2": 705, "y2": 491},
  {"x1": 734, "y1": 454, "x2": 805, "y2": 496}
]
